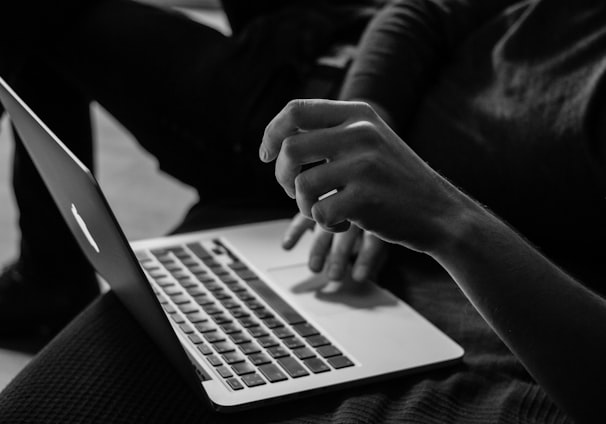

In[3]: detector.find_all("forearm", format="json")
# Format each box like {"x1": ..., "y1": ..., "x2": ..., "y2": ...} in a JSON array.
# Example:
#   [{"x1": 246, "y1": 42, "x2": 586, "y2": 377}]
[{"x1": 430, "y1": 193, "x2": 606, "y2": 422}]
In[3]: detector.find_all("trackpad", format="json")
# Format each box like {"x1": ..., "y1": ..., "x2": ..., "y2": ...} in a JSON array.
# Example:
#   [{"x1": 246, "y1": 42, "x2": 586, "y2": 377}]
[{"x1": 267, "y1": 265, "x2": 399, "y2": 318}]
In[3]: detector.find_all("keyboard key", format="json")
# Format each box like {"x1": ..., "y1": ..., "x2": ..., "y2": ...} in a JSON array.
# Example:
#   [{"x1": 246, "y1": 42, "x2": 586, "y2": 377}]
[
  {"x1": 292, "y1": 323, "x2": 319, "y2": 337},
  {"x1": 230, "y1": 309, "x2": 250, "y2": 319},
  {"x1": 249, "y1": 353, "x2": 272, "y2": 366},
  {"x1": 229, "y1": 332, "x2": 251, "y2": 344},
  {"x1": 226, "y1": 283, "x2": 247, "y2": 293},
  {"x1": 197, "y1": 344, "x2": 213, "y2": 355},
  {"x1": 216, "y1": 366, "x2": 233, "y2": 379},
  {"x1": 221, "y1": 299, "x2": 240, "y2": 309},
  {"x1": 203, "y1": 282, "x2": 223, "y2": 292},
  {"x1": 244, "y1": 300, "x2": 264, "y2": 310},
  {"x1": 194, "y1": 323, "x2": 216, "y2": 333},
  {"x1": 241, "y1": 373, "x2": 266, "y2": 388},
  {"x1": 245, "y1": 278, "x2": 306, "y2": 325},
  {"x1": 239, "y1": 317, "x2": 259, "y2": 328},
  {"x1": 213, "y1": 292, "x2": 232, "y2": 302},
  {"x1": 238, "y1": 342, "x2": 261, "y2": 355},
  {"x1": 179, "y1": 323, "x2": 194, "y2": 334},
  {"x1": 206, "y1": 355, "x2": 222, "y2": 367},
  {"x1": 282, "y1": 337, "x2": 305, "y2": 350},
  {"x1": 186, "y1": 312, "x2": 207, "y2": 323},
  {"x1": 307, "y1": 335, "x2": 330, "y2": 347},
  {"x1": 234, "y1": 291, "x2": 255, "y2": 301},
  {"x1": 209, "y1": 265, "x2": 229, "y2": 276},
  {"x1": 226, "y1": 377, "x2": 244, "y2": 390},
  {"x1": 234, "y1": 269, "x2": 258, "y2": 280},
  {"x1": 273, "y1": 327, "x2": 295, "y2": 339},
  {"x1": 195, "y1": 274, "x2": 216, "y2": 284},
  {"x1": 211, "y1": 314, "x2": 233, "y2": 325},
  {"x1": 169, "y1": 294, "x2": 190, "y2": 305},
  {"x1": 163, "y1": 286, "x2": 183, "y2": 295},
  {"x1": 232, "y1": 362, "x2": 255, "y2": 376},
  {"x1": 267, "y1": 346, "x2": 290, "y2": 359},
  {"x1": 178, "y1": 304, "x2": 198, "y2": 314},
  {"x1": 317, "y1": 345, "x2": 342, "y2": 358},
  {"x1": 218, "y1": 275, "x2": 238, "y2": 284},
  {"x1": 327, "y1": 356, "x2": 354, "y2": 369},
  {"x1": 162, "y1": 304, "x2": 176, "y2": 314},
  {"x1": 277, "y1": 357, "x2": 310, "y2": 378},
  {"x1": 220, "y1": 323, "x2": 241, "y2": 334},
  {"x1": 155, "y1": 278, "x2": 174, "y2": 287},
  {"x1": 263, "y1": 318, "x2": 284, "y2": 329},
  {"x1": 257, "y1": 336, "x2": 279, "y2": 348},
  {"x1": 202, "y1": 304, "x2": 222, "y2": 315},
  {"x1": 259, "y1": 363, "x2": 288, "y2": 383},
  {"x1": 222, "y1": 352, "x2": 246, "y2": 365},
  {"x1": 228, "y1": 261, "x2": 248, "y2": 271},
  {"x1": 253, "y1": 309, "x2": 274, "y2": 320},
  {"x1": 204, "y1": 332, "x2": 225, "y2": 343},
  {"x1": 178, "y1": 279, "x2": 198, "y2": 289},
  {"x1": 193, "y1": 294, "x2": 214, "y2": 306},
  {"x1": 186, "y1": 286, "x2": 205, "y2": 296},
  {"x1": 248, "y1": 326, "x2": 269, "y2": 338},
  {"x1": 187, "y1": 243, "x2": 212, "y2": 259},
  {"x1": 304, "y1": 357, "x2": 331, "y2": 373},
  {"x1": 213, "y1": 341, "x2": 236, "y2": 354},
  {"x1": 293, "y1": 347, "x2": 316, "y2": 360},
  {"x1": 188, "y1": 333, "x2": 204, "y2": 344},
  {"x1": 171, "y1": 314, "x2": 185, "y2": 324}
]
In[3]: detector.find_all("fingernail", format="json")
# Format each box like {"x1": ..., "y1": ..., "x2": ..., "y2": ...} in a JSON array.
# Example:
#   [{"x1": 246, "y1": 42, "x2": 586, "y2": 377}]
[
  {"x1": 259, "y1": 147, "x2": 268, "y2": 162},
  {"x1": 282, "y1": 236, "x2": 293, "y2": 250},
  {"x1": 353, "y1": 266, "x2": 368, "y2": 282},
  {"x1": 328, "y1": 264, "x2": 342, "y2": 280},
  {"x1": 309, "y1": 256, "x2": 322, "y2": 272}
]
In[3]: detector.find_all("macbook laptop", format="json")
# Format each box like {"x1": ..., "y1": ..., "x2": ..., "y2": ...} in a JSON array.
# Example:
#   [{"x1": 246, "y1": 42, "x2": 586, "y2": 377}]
[{"x1": 0, "y1": 76, "x2": 463, "y2": 412}]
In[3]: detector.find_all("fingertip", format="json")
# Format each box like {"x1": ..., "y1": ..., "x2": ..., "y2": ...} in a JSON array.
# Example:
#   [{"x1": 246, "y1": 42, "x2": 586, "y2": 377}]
[
  {"x1": 282, "y1": 236, "x2": 295, "y2": 250},
  {"x1": 352, "y1": 265, "x2": 368, "y2": 283},
  {"x1": 309, "y1": 256, "x2": 323, "y2": 273}
]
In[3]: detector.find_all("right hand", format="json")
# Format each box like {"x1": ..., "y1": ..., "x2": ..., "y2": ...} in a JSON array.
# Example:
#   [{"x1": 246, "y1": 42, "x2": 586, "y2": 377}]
[{"x1": 260, "y1": 99, "x2": 464, "y2": 254}]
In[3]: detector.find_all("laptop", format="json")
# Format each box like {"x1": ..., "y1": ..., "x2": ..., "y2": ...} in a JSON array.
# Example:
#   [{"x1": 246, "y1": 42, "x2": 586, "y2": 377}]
[{"x1": 0, "y1": 76, "x2": 463, "y2": 412}]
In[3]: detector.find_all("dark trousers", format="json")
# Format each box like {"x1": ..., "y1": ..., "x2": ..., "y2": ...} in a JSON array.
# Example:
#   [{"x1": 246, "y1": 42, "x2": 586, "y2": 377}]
[{"x1": 8, "y1": 0, "x2": 341, "y2": 284}]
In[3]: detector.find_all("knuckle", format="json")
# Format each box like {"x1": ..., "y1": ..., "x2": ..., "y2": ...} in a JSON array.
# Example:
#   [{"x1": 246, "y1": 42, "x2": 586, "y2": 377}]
[
  {"x1": 286, "y1": 99, "x2": 307, "y2": 122},
  {"x1": 353, "y1": 101, "x2": 376, "y2": 119},
  {"x1": 281, "y1": 136, "x2": 297, "y2": 158},
  {"x1": 294, "y1": 172, "x2": 310, "y2": 195}
]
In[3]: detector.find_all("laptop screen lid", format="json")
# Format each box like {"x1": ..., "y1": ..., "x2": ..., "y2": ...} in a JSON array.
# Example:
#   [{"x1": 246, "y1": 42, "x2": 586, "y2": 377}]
[{"x1": 0, "y1": 76, "x2": 206, "y2": 398}]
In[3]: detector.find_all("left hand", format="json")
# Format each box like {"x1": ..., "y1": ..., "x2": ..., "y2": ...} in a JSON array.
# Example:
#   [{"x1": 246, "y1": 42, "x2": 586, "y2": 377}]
[{"x1": 283, "y1": 213, "x2": 387, "y2": 282}]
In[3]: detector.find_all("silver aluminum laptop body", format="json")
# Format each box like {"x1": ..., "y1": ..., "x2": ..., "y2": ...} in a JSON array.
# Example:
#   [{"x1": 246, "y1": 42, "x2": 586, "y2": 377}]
[{"x1": 0, "y1": 76, "x2": 463, "y2": 412}]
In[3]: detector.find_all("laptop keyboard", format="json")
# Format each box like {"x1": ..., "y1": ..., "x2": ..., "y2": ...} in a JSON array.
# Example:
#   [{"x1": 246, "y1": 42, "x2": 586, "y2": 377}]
[{"x1": 136, "y1": 239, "x2": 354, "y2": 390}]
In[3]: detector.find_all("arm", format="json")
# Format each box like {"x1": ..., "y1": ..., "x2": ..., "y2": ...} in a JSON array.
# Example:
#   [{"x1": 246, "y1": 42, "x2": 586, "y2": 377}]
[
  {"x1": 261, "y1": 99, "x2": 606, "y2": 423},
  {"x1": 341, "y1": 0, "x2": 518, "y2": 131}
]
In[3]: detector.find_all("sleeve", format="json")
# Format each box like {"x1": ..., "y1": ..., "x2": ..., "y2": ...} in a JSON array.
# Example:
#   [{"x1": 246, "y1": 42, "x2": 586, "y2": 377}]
[
  {"x1": 340, "y1": 0, "x2": 520, "y2": 131},
  {"x1": 0, "y1": 0, "x2": 105, "y2": 80}
]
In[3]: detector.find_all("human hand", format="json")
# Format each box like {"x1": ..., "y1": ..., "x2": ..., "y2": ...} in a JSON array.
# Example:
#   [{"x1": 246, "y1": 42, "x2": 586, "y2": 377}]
[
  {"x1": 260, "y1": 99, "x2": 463, "y2": 253},
  {"x1": 283, "y1": 213, "x2": 387, "y2": 282}
]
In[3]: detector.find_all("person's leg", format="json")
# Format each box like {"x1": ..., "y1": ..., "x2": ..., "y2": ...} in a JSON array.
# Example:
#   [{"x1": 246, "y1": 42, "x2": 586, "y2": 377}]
[
  {"x1": 43, "y1": 0, "x2": 323, "y2": 203},
  {"x1": 0, "y1": 62, "x2": 99, "y2": 337}
]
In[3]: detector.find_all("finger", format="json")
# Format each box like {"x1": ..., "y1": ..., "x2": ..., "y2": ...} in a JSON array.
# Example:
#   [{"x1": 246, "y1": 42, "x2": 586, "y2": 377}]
[
  {"x1": 282, "y1": 213, "x2": 315, "y2": 250},
  {"x1": 260, "y1": 99, "x2": 367, "y2": 163},
  {"x1": 274, "y1": 127, "x2": 346, "y2": 198},
  {"x1": 326, "y1": 226, "x2": 362, "y2": 281},
  {"x1": 294, "y1": 160, "x2": 348, "y2": 219},
  {"x1": 308, "y1": 226, "x2": 333, "y2": 273},
  {"x1": 352, "y1": 233, "x2": 387, "y2": 282},
  {"x1": 311, "y1": 185, "x2": 355, "y2": 233}
]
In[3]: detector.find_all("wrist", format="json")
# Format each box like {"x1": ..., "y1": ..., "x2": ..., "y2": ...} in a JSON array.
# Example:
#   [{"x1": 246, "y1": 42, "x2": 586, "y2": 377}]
[{"x1": 425, "y1": 190, "x2": 493, "y2": 262}]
